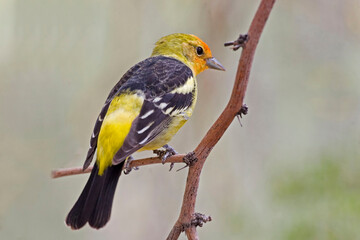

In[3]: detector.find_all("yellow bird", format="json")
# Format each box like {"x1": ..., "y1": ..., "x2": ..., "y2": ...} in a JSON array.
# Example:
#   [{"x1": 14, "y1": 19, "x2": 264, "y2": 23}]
[{"x1": 66, "y1": 33, "x2": 225, "y2": 229}]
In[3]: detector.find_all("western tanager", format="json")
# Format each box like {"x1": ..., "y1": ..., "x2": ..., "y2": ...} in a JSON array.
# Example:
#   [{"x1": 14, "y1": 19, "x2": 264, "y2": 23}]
[{"x1": 66, "y1": 33, "x2": 225, "y2": 229}]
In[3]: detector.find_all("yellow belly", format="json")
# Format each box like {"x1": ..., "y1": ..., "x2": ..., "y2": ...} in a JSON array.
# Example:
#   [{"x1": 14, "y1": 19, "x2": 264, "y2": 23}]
[{"x1": 140, "y1": 114, "x2": 187, "y2": 151}]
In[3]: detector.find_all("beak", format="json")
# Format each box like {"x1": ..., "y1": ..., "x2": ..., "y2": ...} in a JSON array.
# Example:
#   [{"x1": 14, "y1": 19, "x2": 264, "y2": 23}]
[{"x1": 206, "y1": 57, "x2": 225, "y2": 71}]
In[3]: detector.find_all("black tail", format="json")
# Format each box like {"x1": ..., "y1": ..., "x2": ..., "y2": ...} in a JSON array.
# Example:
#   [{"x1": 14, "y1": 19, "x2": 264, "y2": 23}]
[{"x1": 65, "y1": 161, "x2": 124, "y2": 229}]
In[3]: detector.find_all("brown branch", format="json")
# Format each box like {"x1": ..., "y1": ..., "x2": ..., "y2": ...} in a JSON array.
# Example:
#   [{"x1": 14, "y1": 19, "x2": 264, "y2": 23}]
[
  {"x1": 167, "y1": 0, "x2": 276, "y2": 239},
  {"x1": 51, "y1": 166, "x2": 93, "y2": 178},
  {"x1": 51, "y1": 0, "x2": 275, "y2": 238},
  {"x1": 51, "y1": 154, "x2": 186, "y2": 179}
]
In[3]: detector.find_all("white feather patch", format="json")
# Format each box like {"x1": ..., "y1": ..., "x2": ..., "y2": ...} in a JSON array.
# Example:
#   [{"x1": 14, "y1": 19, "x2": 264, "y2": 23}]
[
  {"x1": 170, "y1": 107, "x2": 188, "y2": 116},
  {"x1": 137, "y1": 122, "x2": 154, "y2": 134},
  {"x1": 158, "y1": 102, "x2": 169, "y2": 109},
  {"x1": 153, "y1": 97, "x2": 162, "y2": 102},
  {"x1": 171, "y1": 77, "x2": 195, "y2": 94},
  {"x1": 140, "y1": 109, "x2": 154, "y2": 119},
  {"x1": 165, "y1": 106, "x2": 174, "y2": 115},
  {"x1": 139, "y1": 134, "x2": 151, "y2": 145}
]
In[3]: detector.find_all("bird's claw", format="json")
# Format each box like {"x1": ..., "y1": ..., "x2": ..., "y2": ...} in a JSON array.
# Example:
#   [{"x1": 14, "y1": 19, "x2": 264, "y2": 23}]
[
  {"x1": 169, "y1": 162, "x2": 175, "y2": 171},
  {"x1": 153, "y1": 144, "x2": 178, "y2": 170},
  {"x1": 123, "y1": 156, "x2": 138, "y2": 175},
  {"x1": 224, "y1": 34, "x2": 249, "y2": 51},
  {"x1": 161, "y1": 149, "x2": 176, "y2": 164}
]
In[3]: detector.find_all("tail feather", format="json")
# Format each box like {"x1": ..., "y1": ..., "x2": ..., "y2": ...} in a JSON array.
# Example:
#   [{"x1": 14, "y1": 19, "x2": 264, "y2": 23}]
[
  {"x1": 89, "y1": 163, "x2": 123, "y2": 228},
  {"x1": 65, "y1": 164, "x2": 100, "y2": 229},
  {"x1": 65, "y1": 162, "x2": 124, "y2": 229}
]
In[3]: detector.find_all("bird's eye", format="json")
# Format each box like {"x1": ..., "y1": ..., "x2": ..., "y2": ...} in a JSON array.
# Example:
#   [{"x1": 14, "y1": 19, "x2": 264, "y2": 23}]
[{"x1": 196, "y1": 46, "x2": 204, "y2": 56}]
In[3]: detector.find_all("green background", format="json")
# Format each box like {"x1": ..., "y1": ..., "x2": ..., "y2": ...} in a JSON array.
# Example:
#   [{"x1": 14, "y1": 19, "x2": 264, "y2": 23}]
[{"x1": 1, "y1": 0, "x2": 360, "y2": 239}]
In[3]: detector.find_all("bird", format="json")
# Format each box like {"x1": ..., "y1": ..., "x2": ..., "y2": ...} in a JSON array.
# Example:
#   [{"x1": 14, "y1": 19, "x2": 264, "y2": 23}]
[{"x1": 65, "y1": 33, "x2": 225, "y2": 230}]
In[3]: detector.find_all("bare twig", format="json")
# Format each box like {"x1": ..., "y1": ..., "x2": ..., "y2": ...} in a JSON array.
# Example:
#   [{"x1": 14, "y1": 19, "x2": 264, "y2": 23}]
[
  {"x1": 224, "y1": 34, "x2": 249, "y2": 51},
  {"x1": 51, "y1": 154, "x2": 185, "y2": 179},
  {"x1": 51, "y1": 166, "x2": 93, "y2": 178}
]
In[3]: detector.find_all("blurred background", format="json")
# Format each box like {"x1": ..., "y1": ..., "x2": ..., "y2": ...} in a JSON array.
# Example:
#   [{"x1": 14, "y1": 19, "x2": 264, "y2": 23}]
[{"x1": 1, "y1": 0, "x2": 360, "y2": 239}]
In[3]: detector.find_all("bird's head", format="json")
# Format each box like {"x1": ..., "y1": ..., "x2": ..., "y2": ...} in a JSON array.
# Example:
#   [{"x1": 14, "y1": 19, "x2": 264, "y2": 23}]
[{"x1": 151, "y1": 33, "x2": 225, "y2": 76}]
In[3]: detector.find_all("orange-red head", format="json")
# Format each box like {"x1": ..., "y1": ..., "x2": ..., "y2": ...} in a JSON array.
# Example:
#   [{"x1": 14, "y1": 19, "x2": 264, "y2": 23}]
[{"x1": 151, "y1": 33, "x2": 225, "y2": 75}]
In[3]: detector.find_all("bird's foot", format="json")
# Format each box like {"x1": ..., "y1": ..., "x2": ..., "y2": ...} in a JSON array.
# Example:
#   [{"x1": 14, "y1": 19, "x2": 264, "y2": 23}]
[
  {"x1": 153, "y1": 144, "x2": 178, "y2": 171},
  {"x1": 236, "y1": 104, "x2": 249, "y2": 127},
  {"x1": 123, "y1": 156, "x2": 138, "y2": 175},
  {"x1": 153, "y1": 144, "x2": 178, "y2": 164},
  {"x1": 177, "y1": 151, "x2": 198, "y2": 172},
  {"x1": 224, "y1": 34, "x2": 249, "y2": 51}
]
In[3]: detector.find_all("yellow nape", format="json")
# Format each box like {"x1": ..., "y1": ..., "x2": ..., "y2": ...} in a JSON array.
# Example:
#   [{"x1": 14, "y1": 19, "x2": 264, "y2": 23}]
[{"x1": 97, "y1": 93, "x2": 144, "y2": 175}]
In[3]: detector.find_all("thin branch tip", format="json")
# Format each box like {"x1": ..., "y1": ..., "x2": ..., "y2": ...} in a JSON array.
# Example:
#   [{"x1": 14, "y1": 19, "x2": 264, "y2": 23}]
[
  {"x1": 224, "y1": 34, "x2": 249, "y2": 51},
  {"x1": 51, "y1": 154, "x2": 186, "y2": 179}
]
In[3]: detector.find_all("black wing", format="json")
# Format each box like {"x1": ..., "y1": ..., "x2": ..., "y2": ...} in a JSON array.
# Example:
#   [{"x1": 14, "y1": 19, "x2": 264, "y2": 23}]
[
  {"x1": 83, "y1": 56, "x2": 164, "y2": 169},
  {"x1": 112, "y1": 57, "x2": 194, "y2": 164}
]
